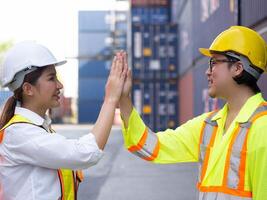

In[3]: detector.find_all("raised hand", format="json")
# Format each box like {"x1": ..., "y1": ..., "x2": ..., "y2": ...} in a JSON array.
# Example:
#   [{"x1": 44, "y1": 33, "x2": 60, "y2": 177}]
[
  {"x1": 119, "y1": 52, "x2": 133, "y2": 128},
  {"x1": 104, "y1": 51, "x2": 127, "y2": 105},
  {"x1": 121, "y1": 52, "x2": 132, "y2": 98}
]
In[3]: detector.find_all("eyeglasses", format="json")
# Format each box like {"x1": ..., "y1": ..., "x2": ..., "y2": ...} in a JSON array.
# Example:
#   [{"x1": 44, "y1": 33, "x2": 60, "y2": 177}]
[{"x1": 209, "y1": 58, "x2": 238, "y2": 72}]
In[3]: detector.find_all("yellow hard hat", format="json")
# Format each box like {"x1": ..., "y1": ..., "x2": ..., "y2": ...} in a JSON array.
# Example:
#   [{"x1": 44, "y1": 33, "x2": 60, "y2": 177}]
[{"x1": 199, "y1": 26, "x2": 267, "y2": 72}]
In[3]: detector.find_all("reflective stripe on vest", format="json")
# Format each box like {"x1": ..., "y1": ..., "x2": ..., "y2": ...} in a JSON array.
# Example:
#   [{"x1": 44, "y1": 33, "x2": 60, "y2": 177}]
[
  {"x1": 197, "y1": 102, "x2": 267, "y2": 199},
  {"x1": 0, "y1": 114, "x2": 83, "y2": 200},
  {"x1": 128, "y1": 127, "x2": 160, "y2": 161}
]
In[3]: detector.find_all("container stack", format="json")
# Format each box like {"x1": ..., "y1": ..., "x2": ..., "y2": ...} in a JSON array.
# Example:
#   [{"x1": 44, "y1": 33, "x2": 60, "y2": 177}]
[
  {"x1": 130, "y1": 0, "x2": 179, "y2": 131},
  {"x1": 175, "y1": 0, "x2": 267, "y2": 124},
  {"x1": 78, "y1": 10, "x2": 127, "y2": 123}
]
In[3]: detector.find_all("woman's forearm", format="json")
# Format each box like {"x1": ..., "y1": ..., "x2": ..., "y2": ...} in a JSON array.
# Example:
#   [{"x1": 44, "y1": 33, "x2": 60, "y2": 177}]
[{"x1": 91, "y1": 99, "x2": 117, "y2": 150}]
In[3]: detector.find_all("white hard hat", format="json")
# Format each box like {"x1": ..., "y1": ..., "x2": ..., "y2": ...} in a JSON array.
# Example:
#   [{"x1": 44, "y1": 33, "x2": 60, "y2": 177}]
[{"x1": 1, "y1": 41, "x2": 66, "y2": 91}]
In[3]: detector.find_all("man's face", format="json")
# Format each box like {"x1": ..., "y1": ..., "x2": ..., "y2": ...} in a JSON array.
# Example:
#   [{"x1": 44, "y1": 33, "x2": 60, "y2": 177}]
[{"x1": 205, "y1": 54, "x2": 236, "y2": 98}]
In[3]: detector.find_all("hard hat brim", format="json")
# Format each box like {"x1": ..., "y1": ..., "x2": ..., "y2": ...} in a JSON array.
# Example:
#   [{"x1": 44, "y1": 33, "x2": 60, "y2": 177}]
[
  {"x1": 199, "y1": 48, "x2": 212, "y2": 57},
  {"x1": 54, "y1": 59, "x2": 67, "y2": 66}
]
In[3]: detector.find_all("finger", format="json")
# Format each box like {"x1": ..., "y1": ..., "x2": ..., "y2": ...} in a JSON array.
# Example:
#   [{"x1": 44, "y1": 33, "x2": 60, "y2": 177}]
[
  {"x1": 110, "y1": 55, "x2": 117, "y2": 75},
  {"x1": 124, "y1": 51, "x2": 128, "y2": 64},
  {"x1": 117, "y1": 55, "x2": 123, "y2": 76},
  {"x1": 127, "y1": 68, "x2": 132, "y2": 80},
  {"x1": 121, "y1": 59, "x2": 128, "y2": 80}
]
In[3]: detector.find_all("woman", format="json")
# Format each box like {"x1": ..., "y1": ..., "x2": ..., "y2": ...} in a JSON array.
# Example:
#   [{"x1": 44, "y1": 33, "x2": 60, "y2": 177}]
[{"x1": 0, "y1": 41, "x2": 128, "y2": 200}]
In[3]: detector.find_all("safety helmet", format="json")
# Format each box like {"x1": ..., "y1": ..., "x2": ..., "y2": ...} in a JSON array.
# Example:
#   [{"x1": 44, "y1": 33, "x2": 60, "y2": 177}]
[
  {"x1": 1, "y1": 41, "x2": 66, "y2": 91},
  {"x1": 199, "y1": 26, "x2": 267, "y2": 74}
]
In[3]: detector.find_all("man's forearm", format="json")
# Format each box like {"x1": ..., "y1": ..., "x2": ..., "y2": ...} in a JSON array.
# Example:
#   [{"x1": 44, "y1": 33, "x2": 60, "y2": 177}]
[{"x1": 119, "y1": 96, "x2": 133, "y2": 128}]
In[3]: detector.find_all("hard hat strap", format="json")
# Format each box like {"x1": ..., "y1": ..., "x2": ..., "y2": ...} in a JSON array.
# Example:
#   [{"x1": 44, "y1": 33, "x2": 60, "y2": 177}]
[
  {"x1": 225, "y1": 52, "x2": 261, "y2": 80},
  {"x1": 239, "y1": 56, "x2": 261, "y2": 80},
  {"x1": 8, "y1": 67, "x2": 37, "y2": 92}
]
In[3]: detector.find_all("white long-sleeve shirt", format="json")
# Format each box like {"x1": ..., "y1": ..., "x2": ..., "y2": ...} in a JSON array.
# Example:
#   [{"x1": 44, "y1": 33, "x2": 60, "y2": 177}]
[{"x1": 0, "y1": 107, "x2": 104, "y2": 200}]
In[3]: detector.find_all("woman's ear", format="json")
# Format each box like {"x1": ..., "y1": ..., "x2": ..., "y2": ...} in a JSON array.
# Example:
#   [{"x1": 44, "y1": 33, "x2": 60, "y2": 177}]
[
  {"x1": 22, "y1": 82, "x2": 34, "y2": 96},
  {"x1": 232, "y1": 61, "x2": 244, "y2": 78}
]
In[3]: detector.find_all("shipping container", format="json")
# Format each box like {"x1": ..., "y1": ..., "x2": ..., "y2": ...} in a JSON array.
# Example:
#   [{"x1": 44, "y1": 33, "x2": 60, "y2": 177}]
[
  {"x1": 179, "y1": 69, "x2": 194, "y2": 124},
  {"x1": 79, "y1": 11, "x2": 110, "y2": 32},
  {"x1": 78, "y1": 99, "x2": 103, "y2": 123},
  {"x1": 78, "y1": 10, "x2": 127, "y2": 123},
  {"x1": 131, "y1": 23, "x2": 178, "y2": 80},
  {"x1": 166, "y1": 24, "x2": 178, "y2": 79},
  {"x1": 154, "y1": 79, "x2": 179, "y2": 130},
  {"x1": 78, "y1": 32, "x2": 110, "y2": 58},
  {"x1": 254, "y1": 19, "x2": 267, "y2": 99},
  {"x1": 171, "y1": 0, "x2": 187, "y2": 23},
  {"x1": 132, "y1": 79, "x2": 179, "y2": 131},
  {"x1": 79, "y1": 60, "x2": 110, "y2": 78},
  {"x1": 131, "y1": 0, "x2": 169, "y2": 8},
  {"x1": 240, "y1": 0, "x2": 267, "y2": 27},
  {"x1": 178, "y1": 0, "x2": 193, "y2": 75},
  {"x1": 79, "y1": 78, "x2": 106, "y2": 101},
  {"x1": 131, "y1": 7, "x2": 170, "y2": 25},
  {"x1": 191, "y1": 0, "x2": 237, "y2": 60},
  {"x1": 0, "y1": 90, "x2": 12, "y2": 110}
]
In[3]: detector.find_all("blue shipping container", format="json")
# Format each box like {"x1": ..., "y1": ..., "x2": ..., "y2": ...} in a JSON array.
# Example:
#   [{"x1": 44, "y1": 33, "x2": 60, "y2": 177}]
[
  {"x1": 78, "y1": 32, "x2": 110, "y2": 58},
  {"x1": 132, "y1": 79, "x2": 179, "y2": 132},
  {"x1": 79, "y1": 60, "x2": 111, "y2": 78},
  {"x1": 78, "y1": 99, "x2": 103, "y2": 123},
  {"x1": 79, "y1": 78, "x2": 107, "y2": 101},
  {"x1": 0, "y1": 90, "x2": 12, "y2": 109},
  {"x1": 131, "y1": 7, "x2": 170, "y2": 25},
  {"x1": 79, "y1": 11, "x2": 110, "y2": 32}
]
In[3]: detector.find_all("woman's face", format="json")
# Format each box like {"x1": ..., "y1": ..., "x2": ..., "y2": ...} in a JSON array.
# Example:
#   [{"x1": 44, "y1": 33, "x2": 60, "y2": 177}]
[{"x1": 32, "y1": 65, "x2": 63, "y2": 109}]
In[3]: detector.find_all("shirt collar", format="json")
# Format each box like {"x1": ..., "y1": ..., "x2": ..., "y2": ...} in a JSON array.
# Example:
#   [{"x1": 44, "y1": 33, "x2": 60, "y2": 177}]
[
  {"x1": 14, "y1": 106, "x2": 52, "y2": 127},
  {"x1": 211, "y1": 93, "x2": 265, "y2": 123}
]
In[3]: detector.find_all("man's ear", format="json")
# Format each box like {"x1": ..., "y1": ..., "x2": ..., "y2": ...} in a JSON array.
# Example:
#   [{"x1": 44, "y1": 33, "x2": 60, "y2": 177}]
[
  {"x1": 232, "y1": 61, "x2": 244, "y2": 78},
  {"x1": 22, "y1": 82, "x2": 34, "y2": 96}
]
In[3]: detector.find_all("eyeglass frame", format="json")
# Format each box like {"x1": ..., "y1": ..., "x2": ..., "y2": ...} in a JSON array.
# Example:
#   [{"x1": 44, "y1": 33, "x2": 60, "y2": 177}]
[{"x1": 209, "y1": 57, "x2": 239, "y2": 72}]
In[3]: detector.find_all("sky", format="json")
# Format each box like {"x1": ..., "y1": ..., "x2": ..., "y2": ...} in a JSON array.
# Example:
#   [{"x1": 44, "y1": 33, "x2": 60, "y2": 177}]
[{"x1": 0, "y1": 0, "x2": 129, "y2": 98}]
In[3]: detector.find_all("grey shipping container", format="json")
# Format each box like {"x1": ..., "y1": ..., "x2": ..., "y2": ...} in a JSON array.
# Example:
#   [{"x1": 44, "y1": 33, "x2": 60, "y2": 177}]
[
  {"x1": 191, "y1": 0, "x2": 237, "y2": 61},
  {"x1": 240, "y1": 0, "x2": 267, "y2": 27},
  {"x1": 178, "y1": 0, "x2": 193, "y2": 75}
]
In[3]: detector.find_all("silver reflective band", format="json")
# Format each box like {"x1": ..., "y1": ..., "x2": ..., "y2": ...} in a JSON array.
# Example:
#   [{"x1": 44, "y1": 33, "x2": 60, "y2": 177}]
[
  {"x1": 199, "y1": 192, "x2": 252, "y2": 200},
  {"x1": 8, "y1": 66, "x2": 38, "y2": 92},
  {"x1": 130, "y1": 128, "x2": 159, "y2": 160}
]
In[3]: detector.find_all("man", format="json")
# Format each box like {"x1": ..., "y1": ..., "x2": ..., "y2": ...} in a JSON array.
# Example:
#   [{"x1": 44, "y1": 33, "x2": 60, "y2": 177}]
[{"x1": 119, "y1": 26, "x2": 267, "y2": 199}]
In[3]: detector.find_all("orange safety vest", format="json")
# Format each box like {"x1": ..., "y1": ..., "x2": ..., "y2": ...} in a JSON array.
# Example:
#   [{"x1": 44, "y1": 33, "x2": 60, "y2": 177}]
[
  {"x1": 197, "y1": 102, "x2": 267, "y2": 199},
  {"x1": 0, "y1": 114, "x2": 84, "y2": 200}
]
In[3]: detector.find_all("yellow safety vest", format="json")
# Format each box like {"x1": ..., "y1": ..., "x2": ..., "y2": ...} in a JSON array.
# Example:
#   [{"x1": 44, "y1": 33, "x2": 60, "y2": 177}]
[
  {"x1": 196, "y1": 102, "x2": 267, "y2": 199},
  {"x1": 0, "y1": 114, "x2": 84, "y2": 200},
  {"x1": 121, "y1": 94, "x2": 267, "y2": 199}
]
